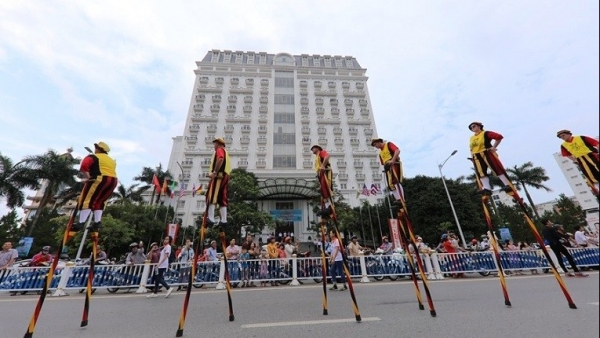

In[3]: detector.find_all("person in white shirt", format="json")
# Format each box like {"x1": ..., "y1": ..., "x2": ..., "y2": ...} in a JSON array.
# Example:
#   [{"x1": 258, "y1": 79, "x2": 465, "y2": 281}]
[
  {"x1": 147, "y1": 236, "x2": 173, "y2": 298},
  {"x1": 574, "y1": 226, "x2": 589, "y2": 247},
  {"x1": 328, "y1": 230, "x2": 347, "y2": 291}
]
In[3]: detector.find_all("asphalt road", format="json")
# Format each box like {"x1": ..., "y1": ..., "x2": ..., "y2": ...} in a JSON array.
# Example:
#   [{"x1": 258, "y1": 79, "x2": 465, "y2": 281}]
[{"x1": 1, "y1": 273, "x2": 598, "y2": 338}]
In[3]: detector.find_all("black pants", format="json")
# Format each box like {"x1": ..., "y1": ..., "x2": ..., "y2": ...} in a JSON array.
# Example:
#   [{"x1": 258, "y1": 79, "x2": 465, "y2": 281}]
[
  {"x1": 549, "y1": 243, "x2": 580, "y2": 273},
  {"x1": 154, "y1": 268, "x2": 170, "y2": 292}
]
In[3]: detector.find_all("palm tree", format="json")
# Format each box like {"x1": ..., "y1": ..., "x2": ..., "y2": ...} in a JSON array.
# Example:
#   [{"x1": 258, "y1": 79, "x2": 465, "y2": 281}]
[
  {"x1": 133, "y1": 164, "x2": 172, "y2": 205},
  {"x1": 111, "y1": 183, "x2": 150, "y2": 205},
  {"x1": 19, "y1": 150, "x2": 80, "y2": 235},
  {"x1": 0, "y1": 153, "x2": 39, "y2": 208},
  {"x1": 506, "y1": 161, "x2": 552, "y2": 220}
]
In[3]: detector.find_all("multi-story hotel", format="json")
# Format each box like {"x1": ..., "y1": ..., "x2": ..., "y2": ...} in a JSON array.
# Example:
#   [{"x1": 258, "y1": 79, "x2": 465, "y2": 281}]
[{"x1": 166, "y1": 50, "x2": 382, "y2": 241}]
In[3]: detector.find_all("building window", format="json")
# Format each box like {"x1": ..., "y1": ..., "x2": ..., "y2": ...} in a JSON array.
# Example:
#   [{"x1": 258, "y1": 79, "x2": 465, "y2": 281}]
[
  {"x1": 275, "y1": 78, "x2": 294, "y2": 87},
  {"x1": 235, "y1": 53, "x2": 243, "y2": 64},
  {"x1": 340, "y1": 184, "x2": 347, "y2": 190},
  {"x1": 274, "y1": 133, "x2": 296, "y2": 144},
  {"x1": 259, "y1": 54, "x2": 267, "y2": 65},
  {"x1": 313, "y1": 57, "x2": 320, "y2": 67},
  {"x1": 273, "y1": 156, "x2": 296, "y2": 168},
  {"x1": 324, "y1": 58, "x2": 331, "y2": 67},
  {"x1": 211, "y1": 51, "x2": 220, "y2": 63},
  {"x1": 274, "y1": 113, "x2": 295, "y2": 123},
  {"x1": 223, "y1": 52, "x2": 231, "y2": 63},
  {"x1": 247, "y1": 54, "x2": 255, "y2": 64},
  {"x1": 335, "y1": 58, "x2": 343, "y2": 68},
  {"x1": 302, "y1": 57, "x2": 309, "y2": 67},
  {"x1": 274, "y1": 94, "x2": 295, "y2": 104},
  {"x1": 345, "y1": 59, "x2": 354, "y2": 68}
]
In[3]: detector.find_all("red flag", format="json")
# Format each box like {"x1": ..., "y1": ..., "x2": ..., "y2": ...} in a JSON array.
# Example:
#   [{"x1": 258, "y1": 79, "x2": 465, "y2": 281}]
[{"x1": 152, "y1": 174, "x2": 161, "y2": 193}]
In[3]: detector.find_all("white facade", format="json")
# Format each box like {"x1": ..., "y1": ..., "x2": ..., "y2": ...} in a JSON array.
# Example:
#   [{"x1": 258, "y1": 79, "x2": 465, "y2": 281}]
[
  {"x1": 552, "y1": 152, "x2": 597, "y2": 211},
  {"x1": 165, "y1": 50, "x2": 382, "y2": 241}
]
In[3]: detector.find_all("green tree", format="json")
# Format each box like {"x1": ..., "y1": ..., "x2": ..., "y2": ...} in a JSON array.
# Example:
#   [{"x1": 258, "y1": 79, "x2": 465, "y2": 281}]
[
  {"x1": 111, "y1": 183, "x2": 150, "y2": 205},
  {"x1": 19, "y1": 150, "x2": 80, "y2": 235},
  {"x1": 0, "y1": 153, "x2": 38, "y2": 208},
  {"x1": 133, "y1": 164, "x2": 172, "y2": 205},
  {"x1": 0, "y1": 209, "x2": 24, "y2": 246},
  {"x1": 549, "y1": 194, "x2": 587, "y2": 232},
  {"x1": 506, "y1": 161, "x2": 551, "y2": 220}
]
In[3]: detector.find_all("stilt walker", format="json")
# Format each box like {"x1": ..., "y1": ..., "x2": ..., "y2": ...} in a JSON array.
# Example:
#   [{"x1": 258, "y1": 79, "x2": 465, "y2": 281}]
[
  {"x1": 556, "y1": 129, "x2": 599, "y2": 201},
  {"x1": 206, "y1": 137, "x2": 234, "y2": 321},
  {"x1": 312, "y1": 144, "x2": 361, "y2": 322},
  {"x1": 372, "y1": 137, "x2": 437, "y2": 317},
  {"x1": 468, "y1": 123, "x2": 577, "y2": 309},
  {"x1": 24, "y1": 142, "x2": 118, "y2": 337}
]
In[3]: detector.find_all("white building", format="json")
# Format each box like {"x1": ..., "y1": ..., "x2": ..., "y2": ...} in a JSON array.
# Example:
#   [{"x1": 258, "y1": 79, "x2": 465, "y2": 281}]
[
  {"x1": 165, "y1": 50, "x2": 382, "y2": 241},
  {"x1": 553, "y1": 143, "x2": 599, "y2": 228}
]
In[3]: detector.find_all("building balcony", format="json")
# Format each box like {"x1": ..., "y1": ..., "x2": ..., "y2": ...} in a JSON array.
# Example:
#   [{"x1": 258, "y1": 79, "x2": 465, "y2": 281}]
[
  {"x1": 212, "y1": 95, "x2": 221, "y2": 102},
  {"x1": 185, "y1": 136, "x2": 198, "y2": 144},
  {"x1": 193, "y1": 104, "x2": 203, "y2": 111},
  {"x1": 245, "y1": 78, "x2": 254, "y2": 86},
  {"x1": 257, "y1": 147, "x2": 267, "y2": 154},
  {"x1": 370, "y1": 161, "x2": 380, "y2": 168},
  {"x1": 331, "y1": 108, "x2": 340, "y2": 116},
  {"x1": 260, "y1": 87, "x2": 268, "y2": 95},
  {"x1": 299, "y1": 80, "x2": 307, "y2": 87},
  {"x1": 318, "y1": 138, "x2": 328, "y2": 145},
  {"x1": 199, "y1": 77, "x2": 209, "y2": 84},
  {"x1": 301, "y1": 107, "x2": 309, "y2": 115},
  {"x1": 338, "y1": 173, "x2": 348, "y2": 180},
  {"x1": 315, "y1": 98, "x2": 324, "y2": 105},
  {"x1": 316, "y1": 107, "x2": 325, "y2": 115},
  {"x1": 364, "y1": 128, "x2": 374, "y2": 136},
  {"x1": 314, "y1": 81, "x2": 322, "y2": 88},
  {"x1": 372, "y1": 173, "x2": 383, "y2": 180},
  {"x1": 260, "y1": 79, "x2": 269, "y2": 86},
  {"x1": 301, "y1": 116, "x2": 310, "y2": 124},
  {"x1": 317, "y1": 127, "x2": 326, "y2": 134},
  {"x1": 359, "y1": 99, "x2": 368, "y2": 106},
  {"x1": 241, "y1": 127, "x2": 251, "y2": 134},
  {"x1": 204, "y1": 137, "x2": 215, "y2": 144},
  {"x1": 227, "y1": 105, "x2": 236, "y2": 112},
  {"x1": 243, "y1": 105, "x2": 252, "y2": 113},
  {"x1": 256, "y1": 161, "x2": 266, "y2": 168},
  {"x1": 228, "y1": 95, "x2": 237, "y2": 103},
  {"x1": 328, "y1": 81, "x2": 336, "y2": 88},
  {"x1": 230, "y1": 87, "x2": 254, "y2": 94},
  {"x1": 258, "y1": 114, "x2": 268, "y2": 122},
  {"x1": 210, "y1": 105, "x2": 220, "y2": 112},
  {"x1": 301, "y1": 126, "x2": 310, "y2": 134},
  {"x1": 300, "y1": 88, "x2": 308, "y2": 96},
  {"x1": 302, "y1": 137, "x2": 311, "y2": 145},
  {"x1": 189, "y1": 125, "x2": 200, "y2": 133},
  {"x1": 356, "y1": 174, "x2": 366, "y2": 180},
  {"x1": 260, "y1": 96, "x2": 268, "y2": 104},
  {"x1": 337, "y1": 161, "x2": 346, "y2": 168},
  {"x1": 224, "y1": 125, "x2": 235, "y2": 134},
  {"x1": 257, "y1": 137, "x2": 267, "y2": 144},
  {"x1": 300, "y1": 98, "x2": 309, "y2": 105},
  {"x1": 238, "y1": 160, "x2": 248, "y2": 168},
  {"x1": 346, "y1": 108, "x2": 355, "y2": 115},
  {"x1": 191, "y1": 114, "x2": 218, "y2": 122},
  {"x1": 356, "y1": 82, "x2": 364, "y2": 89},
  {"x1": 344, "y1": 99, "x2": 353, "y2": 106},
  {"x1": 181, "y1": 160, "x2": 193, "y2": 168},
  {"x1": 350, "y1": 139, "x2": 360, "y2": 145},
  {"x1": 244, "y1": 96, "x2": 253, "y2": 103},
  {"x1": 360, "y1": 108, "x2": 370, "y2": 117},
  {"x1": 225, "y1": 136, "x2": 234, "y2": 143},
  {"x1": 215, "y1": 77, "x2": 224, "y2": 85},
  {"x1": 230, "y1": 78, "x2": 240, "y2": 85},
  {"x1": 342, "y1": 82, "x2": 350, "y2": 89},
  {"x1": 259, "y1": 106, "x2": 268, "y2": 113},
  {"x1": 353, "y1": 161, "x2": 364, "y2": 167},
  {"x1": 330, "y1": 99, "x2": 338, "y2": 106},
  {"x1": 349, "y1": 128, "x2": 358, "y2": 135},
  {"x1": 334, "y1": 139, "x2": 343, "y2": 145},
  {"x1": 195, "y1": 94, "x2": 205, "y2": 101},
  {"x1": 303, "y1": 160, "x2": 312, "y2": 169},
  {"x1": 258, "y1": 126, "x2": 267, "y2": 133},
  {"x1": 333, "y1": 127, "x2": 342, "y2": 134},
  {"x1": 240, "y1": 136, "x2": 251, "y2": 144}
]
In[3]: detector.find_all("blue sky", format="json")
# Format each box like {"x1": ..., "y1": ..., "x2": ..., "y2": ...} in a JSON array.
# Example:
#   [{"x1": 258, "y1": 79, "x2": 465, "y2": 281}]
[{"x1": 0, "y1": 1, "x2": 598, "y2": 218}]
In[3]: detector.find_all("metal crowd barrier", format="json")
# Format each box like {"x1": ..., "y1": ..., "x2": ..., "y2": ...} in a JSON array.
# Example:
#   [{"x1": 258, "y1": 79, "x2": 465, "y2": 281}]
[{"x1": 0, "y1": 247, "x2": 597, "y2": 294}]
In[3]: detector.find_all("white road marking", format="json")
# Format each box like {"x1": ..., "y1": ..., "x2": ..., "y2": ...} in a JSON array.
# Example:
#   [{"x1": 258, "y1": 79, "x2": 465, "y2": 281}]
[
  {"x1": 589, "y1": 302, "x2": 599, "y2": 306},
  {"x1": 241, "y1": 317, "x2": 381, "y2": 328}
]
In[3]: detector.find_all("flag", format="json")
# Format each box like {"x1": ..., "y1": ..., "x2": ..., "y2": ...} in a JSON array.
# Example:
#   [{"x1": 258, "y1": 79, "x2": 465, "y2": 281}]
[
  {"x1": 370, "y1": 184, "x2": 377, "y2": 195},
  {"x1": 195, "y1": 184, "x2": 204, "y2": 196},
  {"x1": 162, "y1": 180, "x2": 169, "y2": 195},
  {"x1": 361, "y1": 183, "x2": 370, "y2": 196},
  {"x1": 191, "y1": 183, "x2": 196, "y2": 197},
  {"x1": 152, "y1": 174, "x2": 161, "y2": 193},
  {"x1": 179, "y1": 183, "x2": 185, "y2": 197}
]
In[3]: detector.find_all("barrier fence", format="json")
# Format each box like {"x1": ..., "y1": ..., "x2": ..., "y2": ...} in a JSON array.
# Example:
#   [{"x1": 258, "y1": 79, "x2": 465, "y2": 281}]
[{"x1": 1, "y1": 247, "x2": 597, "y2": 295}]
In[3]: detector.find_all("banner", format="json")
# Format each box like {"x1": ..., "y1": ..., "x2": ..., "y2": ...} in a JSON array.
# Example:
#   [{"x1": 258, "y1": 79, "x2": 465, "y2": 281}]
[
  {"x1": 269, "y1": 209, "x2": 303, "y2": 222},
  {"x1": 388, "y1": 219, "x2": 402, "y2": 249},
  {"x1": 166, "y1": 223, "x2": 179, "y2": 239},
  {"x1": 498, "y1": 227, "x2": 512, "y2": 242},
  {"x1": 15, "y1": 237, "x2": 34, "y2": 258}
]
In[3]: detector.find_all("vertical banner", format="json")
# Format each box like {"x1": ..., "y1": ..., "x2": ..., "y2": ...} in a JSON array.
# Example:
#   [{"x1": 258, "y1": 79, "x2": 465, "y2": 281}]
[
  {"x1": 16, "y1": 237, "x2": 34, "y2": 258},
  {"x1": 166, "y1": 223, "x2": 179, "y2": 240},
  {"x1": 388, "y1": 219, "x2": 402, "y2": 249}
]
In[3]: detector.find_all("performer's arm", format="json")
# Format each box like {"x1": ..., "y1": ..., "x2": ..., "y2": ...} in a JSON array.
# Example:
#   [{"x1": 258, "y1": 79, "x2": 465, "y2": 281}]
[
  {"x1": 486, "y1": 131, "x2": 504, "y2": 152},
  {"x1": 320, "y1": 153, "x2": 330, "y2": 170},
  {"x1": 79, "y1": 155, "x2": 94, "y2": 181},
  {"x1": 582, "y1": 136, "x2": 599, "y2": 151},
  {"x1": 388, "y1": 142, "x2": 400, "y2": 164}
]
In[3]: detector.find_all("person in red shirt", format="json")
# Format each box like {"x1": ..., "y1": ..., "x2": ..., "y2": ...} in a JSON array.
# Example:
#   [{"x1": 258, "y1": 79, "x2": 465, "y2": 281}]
[
  {"x1": 371, "y1": 138, "x2": 403, "y2": 203},
  {"x1": 468, "y1": 122, "x2": 511, "y2": 195},
  {"x1": 557, "y1": 129, "x2": 599, "y2": 195},
  {"x1": 29, "y1": 246, "x2": 53, "y2": 267},
  {"x1": 69, "y1": 141, "x2": 118, "y2": 238},
  {"x1": 206, "y1": 138, "x2": 231, "y2": 228},
  {"x1": 311, "y1": 145, "x2": 333, "y2": 217}
]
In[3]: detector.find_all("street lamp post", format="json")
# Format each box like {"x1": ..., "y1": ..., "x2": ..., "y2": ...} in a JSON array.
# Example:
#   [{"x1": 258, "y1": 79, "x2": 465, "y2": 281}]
[{"x1": 438, "y1": 150, "x2": 467, "y2": 248}]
